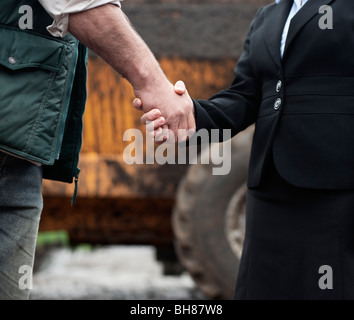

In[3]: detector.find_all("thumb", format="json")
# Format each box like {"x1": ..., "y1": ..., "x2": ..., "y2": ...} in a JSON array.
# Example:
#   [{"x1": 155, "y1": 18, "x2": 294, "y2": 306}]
[
  {"x1": 174, "y1": 80, "x2": 187, "y2": 95},
  {"x1": 133, "y1": 98, "x2": 143, "y2": 110}
]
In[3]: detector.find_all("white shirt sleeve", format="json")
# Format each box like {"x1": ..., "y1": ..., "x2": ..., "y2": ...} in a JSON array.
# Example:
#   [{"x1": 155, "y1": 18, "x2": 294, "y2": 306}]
[{"x1": 38, "y1": 0, "x2": 123, "y2": 38}]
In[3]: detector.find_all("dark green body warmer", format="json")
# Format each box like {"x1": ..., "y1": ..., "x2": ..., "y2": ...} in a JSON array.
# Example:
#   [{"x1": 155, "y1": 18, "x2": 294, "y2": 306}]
[{"x1": 0, "y1": 0, "x2": 87, "y2": 183}]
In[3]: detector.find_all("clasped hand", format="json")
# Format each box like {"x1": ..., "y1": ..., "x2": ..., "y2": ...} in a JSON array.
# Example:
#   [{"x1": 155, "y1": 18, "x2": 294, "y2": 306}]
[{"x1": 133, "y1": 81, "x2": 196, "y2": 143}]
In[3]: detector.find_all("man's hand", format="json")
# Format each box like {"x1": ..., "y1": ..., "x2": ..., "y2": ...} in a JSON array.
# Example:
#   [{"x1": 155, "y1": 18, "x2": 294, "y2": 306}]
[{"x1": 133, "y1": 81, "x2": 196, "y2": 143}]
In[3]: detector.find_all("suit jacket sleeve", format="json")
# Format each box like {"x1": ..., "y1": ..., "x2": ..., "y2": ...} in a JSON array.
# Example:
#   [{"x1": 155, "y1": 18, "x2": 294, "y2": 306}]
[{"x1": 193, "y1": 9, "x2": 263, "y2": 142}]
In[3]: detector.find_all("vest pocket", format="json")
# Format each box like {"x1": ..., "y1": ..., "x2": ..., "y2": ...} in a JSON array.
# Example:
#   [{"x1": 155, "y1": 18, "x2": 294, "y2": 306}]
[{"x1": 0, "y1": 26, "x2": 73, "y2": 165}]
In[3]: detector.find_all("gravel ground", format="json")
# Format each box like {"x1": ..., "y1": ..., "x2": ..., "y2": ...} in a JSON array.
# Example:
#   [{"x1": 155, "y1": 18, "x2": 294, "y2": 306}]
[{"x1": 30, "y1": 246, "x2": 206, "y2": 300}]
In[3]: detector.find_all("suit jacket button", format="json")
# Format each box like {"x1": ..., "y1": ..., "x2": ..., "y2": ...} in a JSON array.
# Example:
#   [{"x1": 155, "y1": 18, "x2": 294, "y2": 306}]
[
  {"x1": 276, "y1": 80, "x2": 283, "y2": 93},
  {"x1": 274, "y1": 98, "x2": 282, "y2": 110}
]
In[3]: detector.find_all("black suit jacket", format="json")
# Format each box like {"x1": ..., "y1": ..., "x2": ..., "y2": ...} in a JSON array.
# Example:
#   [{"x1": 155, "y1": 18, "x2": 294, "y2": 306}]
[{"x1": 193, "y1": 0, "x2": 354, "y2": 190}]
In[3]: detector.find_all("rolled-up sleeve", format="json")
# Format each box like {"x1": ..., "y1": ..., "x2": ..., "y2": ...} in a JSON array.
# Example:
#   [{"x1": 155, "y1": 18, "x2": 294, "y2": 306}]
[{"x1": 38, "y1": 0, "x2": 123, "y2": 37}]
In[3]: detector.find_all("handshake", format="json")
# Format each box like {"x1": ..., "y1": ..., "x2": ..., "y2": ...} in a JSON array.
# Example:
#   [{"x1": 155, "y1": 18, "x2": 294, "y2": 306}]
[{"x1": 132, "y1": 80, "x2": 196, "y2": 144}]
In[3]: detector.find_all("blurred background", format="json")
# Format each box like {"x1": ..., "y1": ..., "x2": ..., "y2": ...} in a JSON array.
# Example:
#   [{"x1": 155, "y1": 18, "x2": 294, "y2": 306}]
[{"x1": 33, "y1": 0, "x2": 272, "y2": 300}]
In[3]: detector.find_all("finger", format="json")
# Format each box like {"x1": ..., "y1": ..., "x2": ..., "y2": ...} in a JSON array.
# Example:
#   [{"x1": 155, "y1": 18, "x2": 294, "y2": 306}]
[
  {"x1": 186, "y1": 111, "x2": 196, "y2": 140},
  {"x1": 168, "y1": 121, "x2": 179, "y2": 142},
  {"x1": 150, "y1": 127, "x2": 163, "y2": 139},
  {"x1": 141, "y1": 109, "x2": 162, "y2": 124},
  {"x1": 145, "y1": 117, "x2": 166, "y2": 131},
  {"x1": 156, "y1": 125, "x2": 170, "y2": 142},
  {"x1": 178, "y1": 118, "x2": 189, "y2": 143},
  {"x1": 133, "y1": 98, "x2": 143, "y2": 110},
  {"x1": 174, "y1": 80, "x2": 187, "y2": 95}
]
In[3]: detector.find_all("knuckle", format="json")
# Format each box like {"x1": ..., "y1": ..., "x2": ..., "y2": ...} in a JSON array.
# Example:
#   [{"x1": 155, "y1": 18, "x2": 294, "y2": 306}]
[{"x1": 176, "y1": 109, "x2": 185, "y2": 118}]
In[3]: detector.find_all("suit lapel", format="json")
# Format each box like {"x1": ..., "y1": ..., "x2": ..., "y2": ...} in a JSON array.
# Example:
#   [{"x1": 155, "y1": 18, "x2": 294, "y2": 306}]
[
  {"x1": 261, "y1": 0, "x2": 293, "y2": 69},
  {"x1": 283, "y1": 0, "x2": 335, "y2": 58}
]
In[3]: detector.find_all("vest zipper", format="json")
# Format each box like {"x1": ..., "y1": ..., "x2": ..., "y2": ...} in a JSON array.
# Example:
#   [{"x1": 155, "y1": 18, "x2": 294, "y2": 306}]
[
  {"x1": 55, "y1": 43, "x2": 79, "y2": 160},
  {"x1": 56, "y1": 125, "x2": 66, "y2": 160},
  {"x1": 71, "y1": 167, "x2": 80, "y2": 206}
]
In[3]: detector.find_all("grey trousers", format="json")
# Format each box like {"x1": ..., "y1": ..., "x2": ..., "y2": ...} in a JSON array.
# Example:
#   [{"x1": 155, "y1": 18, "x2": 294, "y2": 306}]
[{"x1": 0, "y1": 152, "x2": 43, "y2": 300}]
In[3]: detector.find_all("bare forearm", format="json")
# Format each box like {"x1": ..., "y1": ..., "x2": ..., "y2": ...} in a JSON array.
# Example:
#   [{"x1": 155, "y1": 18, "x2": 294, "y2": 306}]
[
  {"x1": 68, "y1": 4, "x2": 166, "y2": 92},
  {"x1": 68, "y1": 4, "x2": 195, "y2": 140}
]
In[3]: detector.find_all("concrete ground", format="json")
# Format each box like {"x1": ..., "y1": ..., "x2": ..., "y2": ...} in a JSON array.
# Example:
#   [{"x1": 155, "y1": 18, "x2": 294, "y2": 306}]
[{"x1": 30, "y1": 245, "x2": 206, "y2": 300}]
